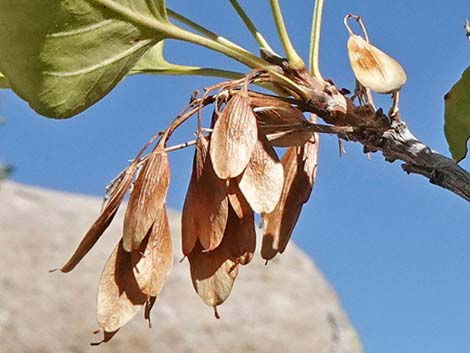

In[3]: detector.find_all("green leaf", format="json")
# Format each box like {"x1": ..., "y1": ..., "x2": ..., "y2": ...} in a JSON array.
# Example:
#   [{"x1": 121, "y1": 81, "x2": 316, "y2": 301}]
[
  {"x1": 131, "y1": 41, "x2": 243, "y2": 79},
  {"x1": 131, "y1": 41, "x2": 186, "y2": 74},
  {"x1": 444, "y1": 66, "x2": 470, "y2": 162},
  {"x1": 0, "y1": 0, "x2": 170, "y2": 118}
]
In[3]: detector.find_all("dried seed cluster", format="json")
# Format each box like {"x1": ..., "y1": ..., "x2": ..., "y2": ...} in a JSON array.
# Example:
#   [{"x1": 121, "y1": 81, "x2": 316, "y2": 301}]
[
  {"x1": 53, "y1": 11, "x2": 409, "y2": 345},
  {"x1": 58, "y1": 82, "x2": 318, "y2": 343}
]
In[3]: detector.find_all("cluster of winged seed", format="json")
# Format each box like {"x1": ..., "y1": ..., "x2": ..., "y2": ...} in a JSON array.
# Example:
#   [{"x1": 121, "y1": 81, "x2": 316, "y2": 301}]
[{"x1": 58, "y1": 90, "x2": 318, "y2": 343}]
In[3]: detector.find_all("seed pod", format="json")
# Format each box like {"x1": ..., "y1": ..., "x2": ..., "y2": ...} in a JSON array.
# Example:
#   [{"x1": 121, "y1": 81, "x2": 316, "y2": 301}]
[
  {"x1": 224, "y1": 204, "x2": 256, "y2": 266},
  {"x1": 227, "y1": 180, "x2": 252, "y2": 220},
  {"x1": 181, "y1": 134, "x2": 228, "y2": 255},
  {"x1": 250, "y1": 95, "x2": 306, "y2": 126},
  {"x1": 60, "y1": 159, "x2": 138, "y2": 272},
  {"x1": 238, "y1": 135, "x2": 284, "y2": 214},
  {"x1": 97, "y1": 240, "x2": 147, "y2": 334},
  {"x1": 131, "y1": 206, "x2": 173, "y2": 297},
  {"x1": 188, "y1": 239, "x2": 238, "y2": 308},
  {"x1": 264, "y1": 129, "x2": 313, "y2": 148},
  {"x1": 60, "y1": 146, "x2": 146, "y2": 272},
  {"x1": 262, "y1": 116, "x2": 319, "y2": 261},
  {"x1": 347, "y1": 34, "x2": 406, "y2": 94},
  {"x1": 251, "y1": 94, "x2": 312, "y2": 147},
  {"x1": 123, "y1": 147, "x2": 170, "y2": 252},
  {"x1": 210, "y1": 93, "x2": 258, "y2": 179}
]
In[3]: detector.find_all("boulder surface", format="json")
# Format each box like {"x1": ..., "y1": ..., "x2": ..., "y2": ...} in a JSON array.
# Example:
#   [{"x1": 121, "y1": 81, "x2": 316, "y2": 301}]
[{"x1": 0, "y1": 181, "x2": 361, "y2": 353}]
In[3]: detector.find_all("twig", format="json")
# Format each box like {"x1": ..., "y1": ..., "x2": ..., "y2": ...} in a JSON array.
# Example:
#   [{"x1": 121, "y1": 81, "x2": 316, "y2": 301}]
[
  {"x1": 164, "y1": 139, "x2": 197, "y2": 152},
  {"x1": 360, "y1": 122, "x2": 470, "y2": 202},
  {"x1": 292, "y1": 72, "x2": 470, "y2": 202},
  {"x1": 258, "y1": 121, "x2": 354, "y2": 135}
]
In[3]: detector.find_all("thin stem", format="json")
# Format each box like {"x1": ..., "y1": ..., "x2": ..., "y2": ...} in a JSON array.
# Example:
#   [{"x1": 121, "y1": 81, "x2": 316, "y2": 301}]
[
  {"x1": 343, "y1": 14, "x2": 354, "y2": 36},
  {"x1": 166, "y1": 26, "x2": 261, "y2": 75},
  {"x1": 228, "y1": 0, "x2": 275, "y2": 53},
  {"x1": 170, "y1": 25, "x2": 309, "y2": 98},
  {"x1": 102, "y1": 130, "x2": 163, "y2": 208},
  {"x1": 161, "y1": 90, "x2": 222, "y2": 144},
  {"x1": 389, "y1": 91, "x2": 400, "y2": 119},
  {"x1": 268, "y1": 0, "x2": 305, "y2": 70},
  {"x1": 357, "y1": 17, "x2": 370, "y2": 42},
  {"x1": 167, "y1": 8, "x2": 249, "y2": 54},
  {"x1": 344, "y1": 14, "x2": 369, "y2": 41},
  {"x1": 260, "y1": 121, "x2": 354, "y2": 135},
  {"x1": 134, "y1": 66, "x2": 244, "y2": 80},
  {"x1": 308, "y1": 0, "x2": 324, "y2": 80},
  {"x1": 165, "y1": 139, "x2": 197, "y2": 153}
]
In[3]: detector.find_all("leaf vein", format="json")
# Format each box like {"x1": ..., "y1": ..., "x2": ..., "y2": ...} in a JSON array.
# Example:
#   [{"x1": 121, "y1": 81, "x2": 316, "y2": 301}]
[
  {"x1": 44, "y1": 39, "x2": 152, "y2": 77},
  {"x1": 47, "y1": 19, "x2": 114, "y2": 38}
]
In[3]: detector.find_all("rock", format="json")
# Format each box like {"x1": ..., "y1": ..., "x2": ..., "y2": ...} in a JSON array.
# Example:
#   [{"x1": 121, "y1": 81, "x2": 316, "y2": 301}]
[{"x1": 0, "y1": 181, "x2": 361, "y2": 353}]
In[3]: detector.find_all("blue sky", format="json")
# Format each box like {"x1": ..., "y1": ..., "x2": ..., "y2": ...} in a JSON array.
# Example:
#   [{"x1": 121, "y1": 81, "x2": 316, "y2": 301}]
[{"x1": 1, "y1": 1, "x2": 470, "y2": 352}]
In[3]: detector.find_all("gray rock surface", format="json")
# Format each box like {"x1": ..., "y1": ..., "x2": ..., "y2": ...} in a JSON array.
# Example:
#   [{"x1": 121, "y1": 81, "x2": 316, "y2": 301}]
[{"x1": 0, "y1": 181, "x2": 361, "y2": 353}]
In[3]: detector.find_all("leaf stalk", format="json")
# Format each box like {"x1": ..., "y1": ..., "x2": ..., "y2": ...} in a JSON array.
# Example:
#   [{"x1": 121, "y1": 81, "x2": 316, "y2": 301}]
[
  {"x1": 268, "y1": 0, "x2": 305, "y2": 70},
  {"x1": 308, "y1": 0, "x2": 324, "y2": 80},
  {"x1": 228, "y1": 0, "x2": 275, "y2": 53}
]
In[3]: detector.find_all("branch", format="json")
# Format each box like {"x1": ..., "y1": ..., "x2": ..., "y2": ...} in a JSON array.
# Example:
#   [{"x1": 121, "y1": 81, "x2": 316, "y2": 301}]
[
  {"x1": 285, "y1": 68, "x2": 470, "y2": 202},
  {"x1": 357, "y1": 122, "x2": 470, "y2": 202}
]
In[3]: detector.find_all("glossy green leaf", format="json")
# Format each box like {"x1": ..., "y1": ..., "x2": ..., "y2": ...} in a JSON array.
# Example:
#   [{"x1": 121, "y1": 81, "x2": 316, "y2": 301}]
[
  {"x1": 444, "y1": 66, "x2": 470, "y2": 162},
  {"x1": 0, "y1": 0, "x2": 170, "y2": 118}
]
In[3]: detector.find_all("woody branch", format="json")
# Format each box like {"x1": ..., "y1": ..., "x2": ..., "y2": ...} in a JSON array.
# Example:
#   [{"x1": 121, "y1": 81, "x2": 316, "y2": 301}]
[{"x1": 289, "y1": 69, "x2": 470, "y2": 202}]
